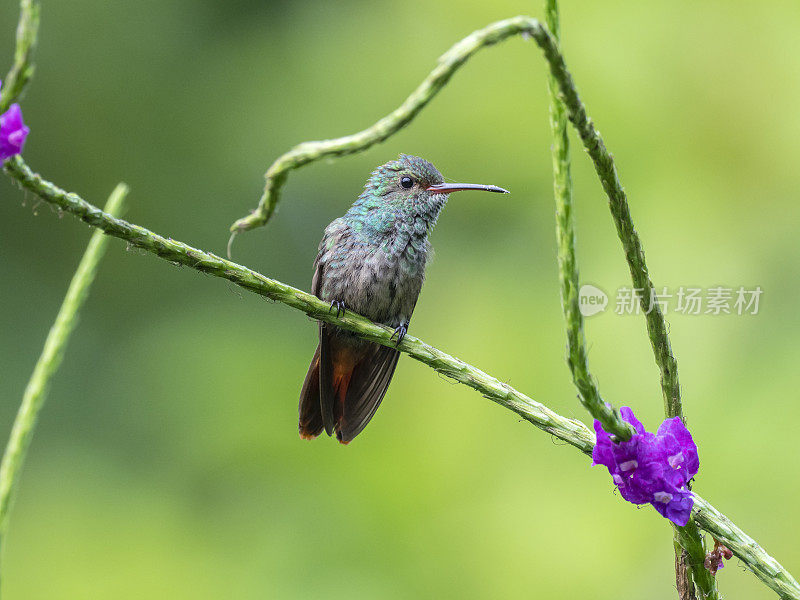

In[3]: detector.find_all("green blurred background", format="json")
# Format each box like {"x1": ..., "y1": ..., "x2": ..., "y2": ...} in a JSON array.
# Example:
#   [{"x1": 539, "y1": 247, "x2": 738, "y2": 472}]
[{"x1": 1, "y1": 0, "x2": 799, "y2": 598}]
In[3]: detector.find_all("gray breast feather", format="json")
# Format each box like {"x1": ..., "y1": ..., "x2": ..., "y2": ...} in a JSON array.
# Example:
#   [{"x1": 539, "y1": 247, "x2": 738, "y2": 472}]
[{"x1": 317, "y1": 221, "x2": 427, "y2": 326}]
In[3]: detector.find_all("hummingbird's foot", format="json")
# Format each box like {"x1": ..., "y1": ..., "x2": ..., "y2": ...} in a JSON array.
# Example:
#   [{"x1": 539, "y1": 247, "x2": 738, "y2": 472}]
[
  {"x1": 329, "y1": 300, "x2": 346, "y2": 318},
  {"x1": 390, "y1": 322, "x2": 409, "y2": 345}
]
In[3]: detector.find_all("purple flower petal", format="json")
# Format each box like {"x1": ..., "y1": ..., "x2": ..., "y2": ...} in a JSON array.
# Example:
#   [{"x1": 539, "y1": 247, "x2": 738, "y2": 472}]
[
  {"x1": 591, "y1": 419, "x2": 615, "y2": 469},
  {"x1": 657, "y1": 417, "x2": 699, "y2": 479},
  {"x1": 659, "y1": 491, "x2": 695, "y2": 527},
  {"x1": 0, "y1": 103, "x2": 30, "y2": 160},
  {"x1": 619, "y1": 406, "x2": 646, "y2": 434},
  {"x1": 616, "y1": 476, "x2": 652, "y2": 505}
]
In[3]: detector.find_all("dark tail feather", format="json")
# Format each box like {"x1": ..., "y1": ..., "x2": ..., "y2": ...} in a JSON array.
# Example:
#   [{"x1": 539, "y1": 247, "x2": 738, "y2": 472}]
[
  {"x1": 298, "y1": 345, "x2": 324, "y2": 440},
  {"x1": 318, "y1": 325, "x2": 338, "y2": 436},
  {"x1": 336, "y1": 342, "x2": 400, "y2": 444}
]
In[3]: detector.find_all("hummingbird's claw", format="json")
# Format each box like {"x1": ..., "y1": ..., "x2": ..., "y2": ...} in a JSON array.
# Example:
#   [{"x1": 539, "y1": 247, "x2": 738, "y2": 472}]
[
  {"x1": 390, "y1": 322, "x2": 408, "y2": 345},
  {"x1": 329, "y1": 300, "x2": 346, "y2": 318}
]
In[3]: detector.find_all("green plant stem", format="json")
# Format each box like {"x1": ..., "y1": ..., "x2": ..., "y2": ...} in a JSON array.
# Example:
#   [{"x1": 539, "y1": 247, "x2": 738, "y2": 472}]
[
  {"x1": 693, "y1": 496, "x2": 800, "y2": 599},
  {"x1": 0, "y1": 182, "x2": 128, "y2": 570},
  {"x1": 231, "y1": 2, "x2": 682, "y2": 466},
  {"x1": 542, "y1": 3, "x2": 633, "y2": 443},
  {"x1": 3, "y1": 157, "x2": 798, "y2": 600},
  {"x1": 0, "y1": 0, "x2": 39, "y2": 113},
  {"x1": 674, "y1": 523, "x2": 717, "y2": 599}
]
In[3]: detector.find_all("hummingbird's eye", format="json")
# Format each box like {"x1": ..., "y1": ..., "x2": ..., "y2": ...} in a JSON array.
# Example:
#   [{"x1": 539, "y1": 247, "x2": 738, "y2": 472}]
[{"x1": 400, "y1": 176, "x2": 414, "y2": 189}]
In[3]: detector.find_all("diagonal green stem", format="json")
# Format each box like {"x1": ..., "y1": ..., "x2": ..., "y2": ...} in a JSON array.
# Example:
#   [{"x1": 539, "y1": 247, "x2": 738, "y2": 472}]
[
  {"x1": 693, "y1": 496, "x2": 800, "y2": 600},
  {"x1": 3, "y1": 156, "x2": 596, "y2": 454},
  {"x1": 0, "y1": 0, "x2": 39, "y2": 113},
  {"x1": 3, "y1": 156, "x2": 799, "y2": 600},
  {"x1": 0, "y1": 182, "x2": 128, "y2": 584}
]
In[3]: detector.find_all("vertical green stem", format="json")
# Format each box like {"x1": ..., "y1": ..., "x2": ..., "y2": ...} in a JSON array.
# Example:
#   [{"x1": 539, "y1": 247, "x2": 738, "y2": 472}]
[
  {"x1": 673, "y1": 518, "x2": 718, "y2": 599},
  {"x1": 544, "y1": 0, "x2": 632, "y2": 442},
  {"x1": 0, "y1": 183, "x2": 128, "y2": 586}
]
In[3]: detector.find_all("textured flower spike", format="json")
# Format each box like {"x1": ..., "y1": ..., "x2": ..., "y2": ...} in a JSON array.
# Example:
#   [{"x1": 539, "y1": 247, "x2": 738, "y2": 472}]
[
  {"x1": 0, "y1": 80, "x2": 30, "y2": 160},
  {"x1": 592, "y1": 406, "x2": 699, "y2": 526}
]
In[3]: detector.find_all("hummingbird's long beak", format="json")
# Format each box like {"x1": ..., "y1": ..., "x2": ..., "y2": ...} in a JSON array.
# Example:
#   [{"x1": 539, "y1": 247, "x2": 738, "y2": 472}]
[{"x1": 427, "y1": 182, "x2": 510, "y2": 195}]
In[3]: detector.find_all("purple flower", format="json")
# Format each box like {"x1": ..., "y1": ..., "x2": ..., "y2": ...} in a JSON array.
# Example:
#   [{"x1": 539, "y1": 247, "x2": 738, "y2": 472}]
[
  {"x1": 592, "y1": 407, "x2": 699, "y2": 526},
  {"x1": 0, "y1": 80, "x2": 30, "y2": 160}
]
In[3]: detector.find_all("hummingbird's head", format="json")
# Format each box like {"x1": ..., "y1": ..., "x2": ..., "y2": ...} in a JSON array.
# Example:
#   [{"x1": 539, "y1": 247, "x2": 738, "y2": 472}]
[{"x1": 361, "y1": 154, "x2": 509, "y2": 220}]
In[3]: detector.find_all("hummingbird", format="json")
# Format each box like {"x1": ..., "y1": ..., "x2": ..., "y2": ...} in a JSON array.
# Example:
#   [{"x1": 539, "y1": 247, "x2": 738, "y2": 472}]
[{"x1": 298, "y1": 154, "x2": 509, "y2": 444}]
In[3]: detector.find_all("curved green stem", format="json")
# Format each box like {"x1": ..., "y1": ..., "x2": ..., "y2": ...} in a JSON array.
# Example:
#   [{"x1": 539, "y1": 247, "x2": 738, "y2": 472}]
[
  {"x1": 3, "y1": 157, "x2": 798, "y2": 600},
  {"x1": 0, "y1": 182, "x2": 128, "y2": 583},
  {"x1": 231, "y1": 16, "x2": 544, "y2": 234}
]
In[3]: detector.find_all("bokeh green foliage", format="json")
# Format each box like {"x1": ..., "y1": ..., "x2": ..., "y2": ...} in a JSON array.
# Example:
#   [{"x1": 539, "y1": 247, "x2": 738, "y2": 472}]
[{"x1": 1, "y1": 1, "x2": 798, "y2": 598}]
